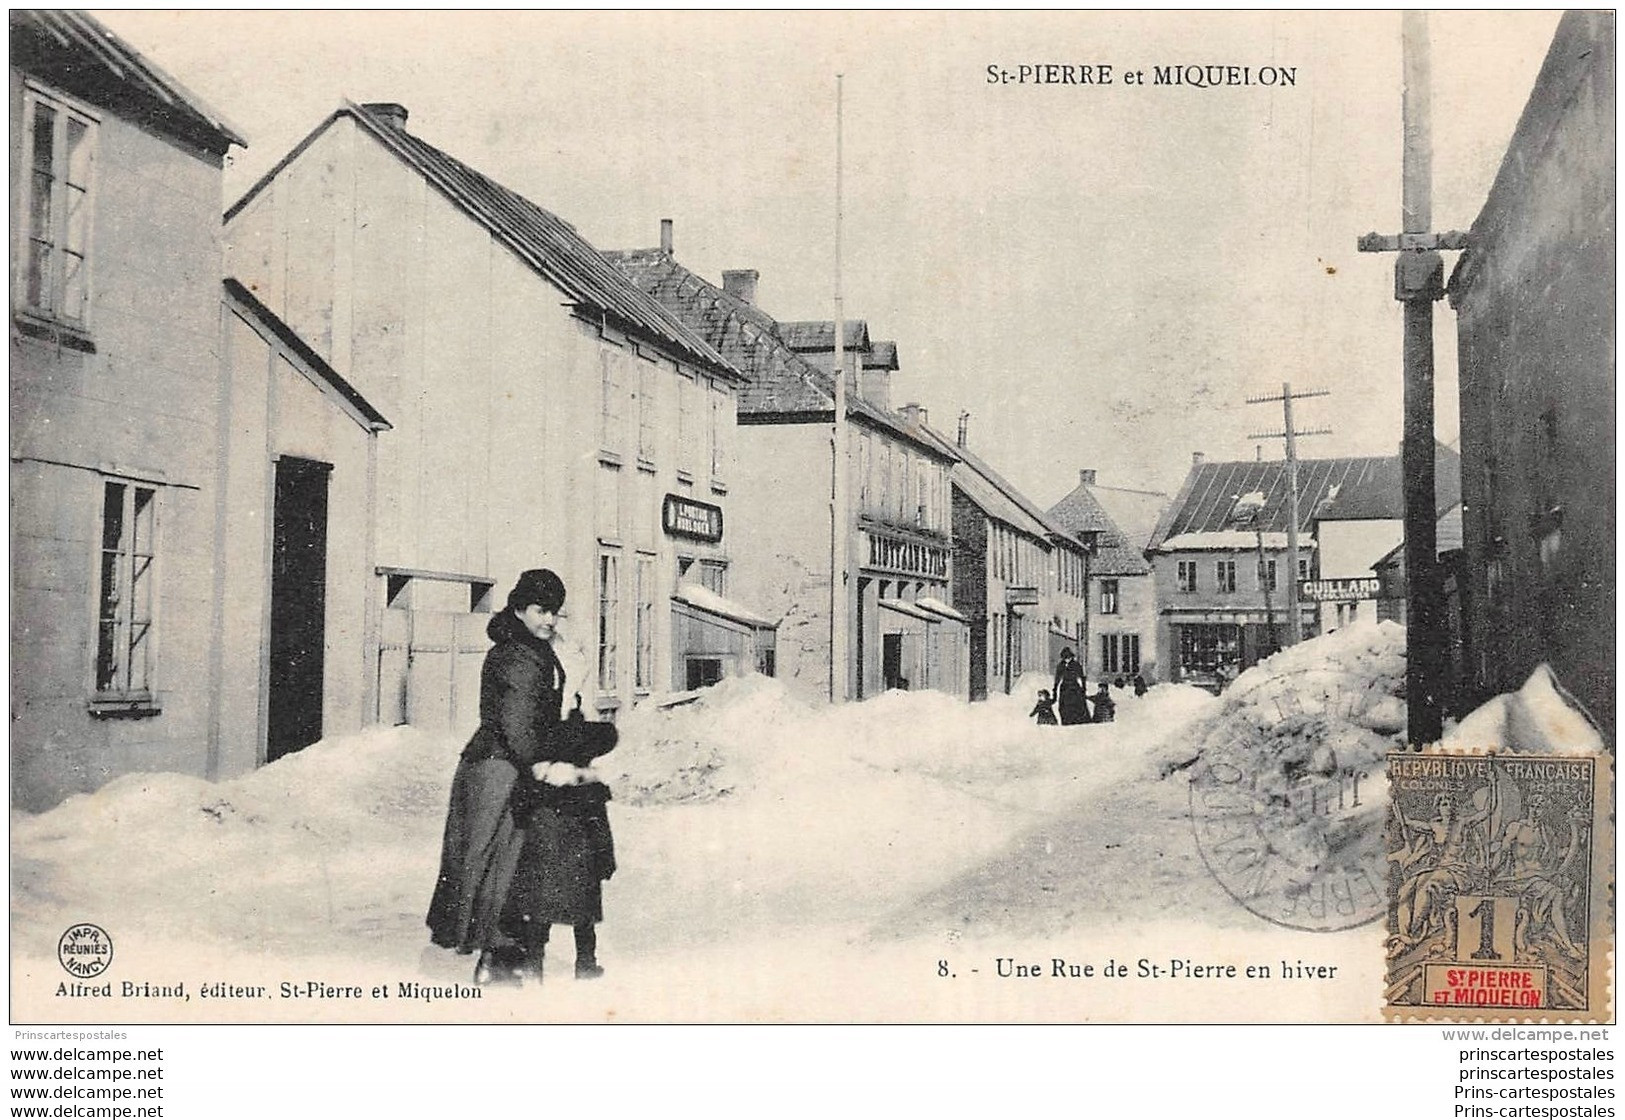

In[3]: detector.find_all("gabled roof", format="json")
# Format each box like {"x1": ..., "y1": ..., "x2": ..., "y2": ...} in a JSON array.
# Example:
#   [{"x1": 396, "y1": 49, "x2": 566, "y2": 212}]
[
  {"x1": 224, "y1": 278, "x2": 389, "y2": 432},
  {"x1": 779, "y1": 320, "x2": 871, "y2": 353},
  {"x1": 1148, "y1": 448, "x2": 1461, "y2": 551},
  {"x1": 1316, "y1": 443, "x2": 1462, "y2": 521},
  {"x1": 226, "y1": 103, "x2": 739, "y2": 382},
  {"x1": 1048, "y1": 482, "x2": 1151, "y2": 576},
  {"x1": 914, "y1": 425, "x2": 1085, "y2": 551},
  {"x1": 863, "y1": 341, "x2": 899, "y2": 371},
  {"x1": 603, "y1": 248, "x2": 952, "y2": 458},
  {"x1": 11, "y1": 9, "x2": 247, "y2": 155}
]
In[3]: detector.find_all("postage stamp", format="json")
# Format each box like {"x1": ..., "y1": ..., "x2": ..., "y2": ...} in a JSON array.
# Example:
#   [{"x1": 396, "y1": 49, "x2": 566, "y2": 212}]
[{"x1": 1383, "y1": 751, "x2": 1614, "y2": 1021}]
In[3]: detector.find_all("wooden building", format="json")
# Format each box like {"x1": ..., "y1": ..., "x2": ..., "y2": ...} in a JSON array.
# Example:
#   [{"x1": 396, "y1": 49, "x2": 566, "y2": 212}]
[
  {"x1": 1448, "y1": 11, "x2": 1616, "y2": 738},
  {"x1": 607, "y1": 244, "x2": 964, "y2": 702},
  {"x1": 1048, "y1": 470, "x2": 1166, "y2": 682},
  {"x1": 9, "y1": 12, "x2": 246, "y2": 809},
  {"x1": 225, "y1": 103, "x2": 753, "y2": 729}
]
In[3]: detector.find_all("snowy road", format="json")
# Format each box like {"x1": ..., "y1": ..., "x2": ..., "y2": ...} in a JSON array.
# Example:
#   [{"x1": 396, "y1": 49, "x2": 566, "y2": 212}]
[{"x1": 13, "y1": 628, "x2": 1417, "y2": 1022}]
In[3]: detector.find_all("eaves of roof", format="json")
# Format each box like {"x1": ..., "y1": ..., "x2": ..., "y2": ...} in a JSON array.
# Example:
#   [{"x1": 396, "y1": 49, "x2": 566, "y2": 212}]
[
  {"x1": 12, "y1": 9, "x2": 248, "y2": 154},
  {"x1": 225, "y1": 103, "x2": 742, "y2": 383},
  {"x1": 224, "y1": 277, "x2": 389, "y2": 431}
]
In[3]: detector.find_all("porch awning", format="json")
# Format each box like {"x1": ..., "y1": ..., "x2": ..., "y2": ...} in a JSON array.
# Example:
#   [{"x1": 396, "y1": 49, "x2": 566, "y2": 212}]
[
  {"x1": 673, "y1": 583, "x2": 778, "y2": 630},
  {"x1": 914, "y1": 596, "x2": 967, "y2": 623},
  {"x1": 880, "y1": 597, "x2": 938, "y2": 623}
]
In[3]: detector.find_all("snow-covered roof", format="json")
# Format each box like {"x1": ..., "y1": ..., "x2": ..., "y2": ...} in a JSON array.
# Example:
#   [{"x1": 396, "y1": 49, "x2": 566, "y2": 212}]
[
  {"x1": 1155, "y1": 531, "x2": 1318, "y2": 552},
  {"x1": 880, "y1": 597, "x2": 938, "y2": 622},
  {"x1": 915, "y1": 596, "x2": 967, "y2": 622},
  {"x1": 673, "y1": 583, "x2": 778, "y2": 629}
]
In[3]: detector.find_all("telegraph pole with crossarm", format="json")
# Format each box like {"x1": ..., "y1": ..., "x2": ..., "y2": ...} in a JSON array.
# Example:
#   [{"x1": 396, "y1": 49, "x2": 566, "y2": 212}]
[
  {"x1": 1247, "y1": 382, "x2": 1332, "y2": 647},
  {"x1": 1355, "y1": 11, "x2": 1469, "y2": 746}
]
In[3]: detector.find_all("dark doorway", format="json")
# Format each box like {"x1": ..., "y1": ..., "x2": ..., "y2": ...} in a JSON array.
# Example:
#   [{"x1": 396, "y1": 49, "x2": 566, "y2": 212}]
[
  {"x1": 268, "y1": 456, "x2": 331, "y2": 762},
  {"x1": 882, "y1": 632, "x2": 903, "y2": 691},
  {"x1": 855, "y1": 578, "x2": 870, "y2": 699}
]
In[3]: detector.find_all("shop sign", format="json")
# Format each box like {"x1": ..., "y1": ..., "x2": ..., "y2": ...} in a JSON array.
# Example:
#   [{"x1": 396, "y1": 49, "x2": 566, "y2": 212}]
[
  {"x1": 663, "y1": 494, "x2": 724, "y2": 542},
  {"x1": 1005, "y1": 585, "x2": 1040, "y2": 607},
  {"x1": 1298, "y1": 577, "x2": 1381, "y2": 602}
]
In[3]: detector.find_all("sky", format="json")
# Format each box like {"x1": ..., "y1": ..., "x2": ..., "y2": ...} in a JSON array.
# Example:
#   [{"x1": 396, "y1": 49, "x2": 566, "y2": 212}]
[{"x1": 97, "y1": 10, "x2": 1561, "y2": 502}]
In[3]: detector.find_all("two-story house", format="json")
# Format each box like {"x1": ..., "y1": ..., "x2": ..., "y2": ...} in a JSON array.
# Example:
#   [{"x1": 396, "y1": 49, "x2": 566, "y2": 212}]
[
  {"x1": 606, "y1": 241, "x2": 964, "y2": 702},
  {"x1": 1048, "y1": 469, "x2": 1167, "y2": 682},
  {"x1": 910, "y1": 423, "x2": 1092, "y2": 700},
  {"x1": 225, "y1": 103, "x2": 756, "y2": 729},
  {"x1": 9, "y1": 11, "x2": 247, "y2": 809}
]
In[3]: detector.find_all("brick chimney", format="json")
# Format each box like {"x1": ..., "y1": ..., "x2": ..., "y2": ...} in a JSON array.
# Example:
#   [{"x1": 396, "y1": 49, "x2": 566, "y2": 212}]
[
  {"x1": 898, "y1": 402, "x2": 928, "y2": 430},
  {"x1": 1079, "y1": 468, "x2": 1097, "y2": 486},
  {"x1": 362, "y1": 102, "x2": 409, "y2": 130},
  {"x1": 659, "y1": 218, "x2": 673, "y2": 254},
  {"x1": 957, "y1": 411, "x2": 970, "y2": 448},
  {"x1": 1192, "y1": 451, "x2": 1206, "y2": 465},
  {"x1": 722, "y1": 269, "x2": 758, "y2": 305}
]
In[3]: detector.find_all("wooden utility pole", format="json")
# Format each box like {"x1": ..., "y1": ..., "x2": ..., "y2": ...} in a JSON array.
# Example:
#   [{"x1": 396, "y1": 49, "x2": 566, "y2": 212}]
[
  {"x1": 1356, "y1": 12, "x2": 1469, "y2": 745},
  {"x1": 1246, "y1": 382, "x2": 1331, "y2": 646},
  {"x1": 829, "y1": 74, "x2": 850, "y2": 703}
]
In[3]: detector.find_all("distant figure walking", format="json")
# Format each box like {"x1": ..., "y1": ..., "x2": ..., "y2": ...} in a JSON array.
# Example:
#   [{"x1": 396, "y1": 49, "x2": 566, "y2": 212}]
[
  {"x1": 1030, "y1": 689, "x2": 1058, "y2": 726},
  {"x1": 1053, "y1": 648, "x2": 1089, "y2": 726},
  {"x1": 1091, "y1": 682, "x2": 1116, "y2": 723},
  {"x1": 1132, "y1": 673, "x2": 1149, "y2": 698}
]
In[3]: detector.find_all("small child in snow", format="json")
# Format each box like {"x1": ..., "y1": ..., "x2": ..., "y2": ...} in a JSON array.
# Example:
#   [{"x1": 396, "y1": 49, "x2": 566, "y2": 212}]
[{"x1": 1030, "y1": 689, "x2": 1058, "y2": 725}]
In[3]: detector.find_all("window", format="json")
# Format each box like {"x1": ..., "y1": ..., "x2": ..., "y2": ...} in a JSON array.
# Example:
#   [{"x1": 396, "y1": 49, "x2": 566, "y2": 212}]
[
  {"x1": 597, "y1": 550, "x2": 620, "y2": 694},
  {"x1": 698, "y1": 560, "x2": 727, "y2": 594},
  {"x1": 1177, "y1": 560, "x2": 1198, "y2": 593},
  {"x1": 634, "y1": 554, "x2": 655, "y2": 692},
  {"x1": 1257, "y1": 559, "x2": 1277, "y2": 592},
  {"x1": 1100, "y1": 634, "x2": 1142, "y2": 676},
  {"x1": 1215, "y1": 559, "x2": 1236, "y2": 594},
  {"x1": 96, "y1": 481, "x2": 157, "y2": 702},
  {"x1": 1099, "y1": 579, "x2": 1119, "y2": 615},
  {"x1": 676, "y1": 375, "x2": 693, "y2": 475},
  {"x1": 709, "y1": 385, "x2": 724, "y2": 480},
  {"x1": 596, "y1": 464, "x2": 621, "y2": 540},
  {"x1": 637, "y1": 364, "x2": 656, "y2": 462},
  {"x1": 1298, "y1": 557, "x2": 1310, "y2": 582},
  {"x1": 20, "y1": 87, "x2": 96, "y2": 326},
  {"x1": 599, "y1": 355, "x2": 624, "y2": 453}
]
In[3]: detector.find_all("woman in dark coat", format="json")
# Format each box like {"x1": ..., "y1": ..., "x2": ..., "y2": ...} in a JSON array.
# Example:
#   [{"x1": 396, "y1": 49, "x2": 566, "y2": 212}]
[
  {"x1": 426, "y1": 568, "x2": 567, "y2": 986},
  {"x1": 1053, "y1": 647, "x2": 1089, "y2": 726}
]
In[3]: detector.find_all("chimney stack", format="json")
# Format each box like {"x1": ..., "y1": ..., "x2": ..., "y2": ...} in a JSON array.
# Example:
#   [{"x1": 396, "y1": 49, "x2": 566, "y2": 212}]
[
  {"x1": 362, "y1": 102, "x2": 409, "y2": 130},
  {"x1": 1192, "y1": 451, "x2": 1206, "y2": 465},
  {"x1": 659, "y1": 219, "x2": 673, "y2": 254},
  {"x1": 1079, "y1": 468, "x2": 1097, "y2": 486},
  {"x1": 722, "y1": 269, "x2": 759, "y2": 305},
  {"x1": 957, "y1": 411, "x2": 970, "y2": 449},
  {"x1": 898, "y1": 402, "x2": 928, "y2": 429}
]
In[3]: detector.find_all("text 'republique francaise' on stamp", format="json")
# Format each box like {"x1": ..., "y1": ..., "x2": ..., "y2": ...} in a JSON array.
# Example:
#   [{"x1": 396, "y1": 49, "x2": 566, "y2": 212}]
[{"x1": 1384, "y1": 751, "x2": 1614, "y2": 1022}]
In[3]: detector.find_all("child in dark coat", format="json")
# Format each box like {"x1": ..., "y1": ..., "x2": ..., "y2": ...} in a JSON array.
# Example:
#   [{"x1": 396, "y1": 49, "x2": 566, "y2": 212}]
[{"x1": 1030, "y1": 689, "x2": 1058, "y2": 725}]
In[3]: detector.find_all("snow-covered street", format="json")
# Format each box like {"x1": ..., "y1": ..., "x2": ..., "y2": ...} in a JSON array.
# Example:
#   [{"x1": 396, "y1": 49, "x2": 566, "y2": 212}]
[{"x1": 12, "y1": 628, "x2": 1430, "y2": 1023}]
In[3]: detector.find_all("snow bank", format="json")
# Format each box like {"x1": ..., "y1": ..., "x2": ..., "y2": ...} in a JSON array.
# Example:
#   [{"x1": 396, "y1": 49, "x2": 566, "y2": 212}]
[
  {"x1": 1445, "y1": 663, "x2": 1608, "y2": 755},
  {"x1": 1161, "y1": 620, "x2": 1407, "y2": 780},
  {"x1": 12, "y1": 670, "x2": 1224, "y2": 985}
]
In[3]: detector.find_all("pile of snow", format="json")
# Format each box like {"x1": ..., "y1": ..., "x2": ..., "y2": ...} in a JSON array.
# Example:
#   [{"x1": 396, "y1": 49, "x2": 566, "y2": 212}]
[
  {"x1": 12, "y1": 671, "x2": 1224, "y2": 995},
  {"x1": 1160, "y1": 620, "x2": 1408, "y2": 781},
  {"x1": 1445, "y1": 663, "x2": 1608, "y2": 755}
]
